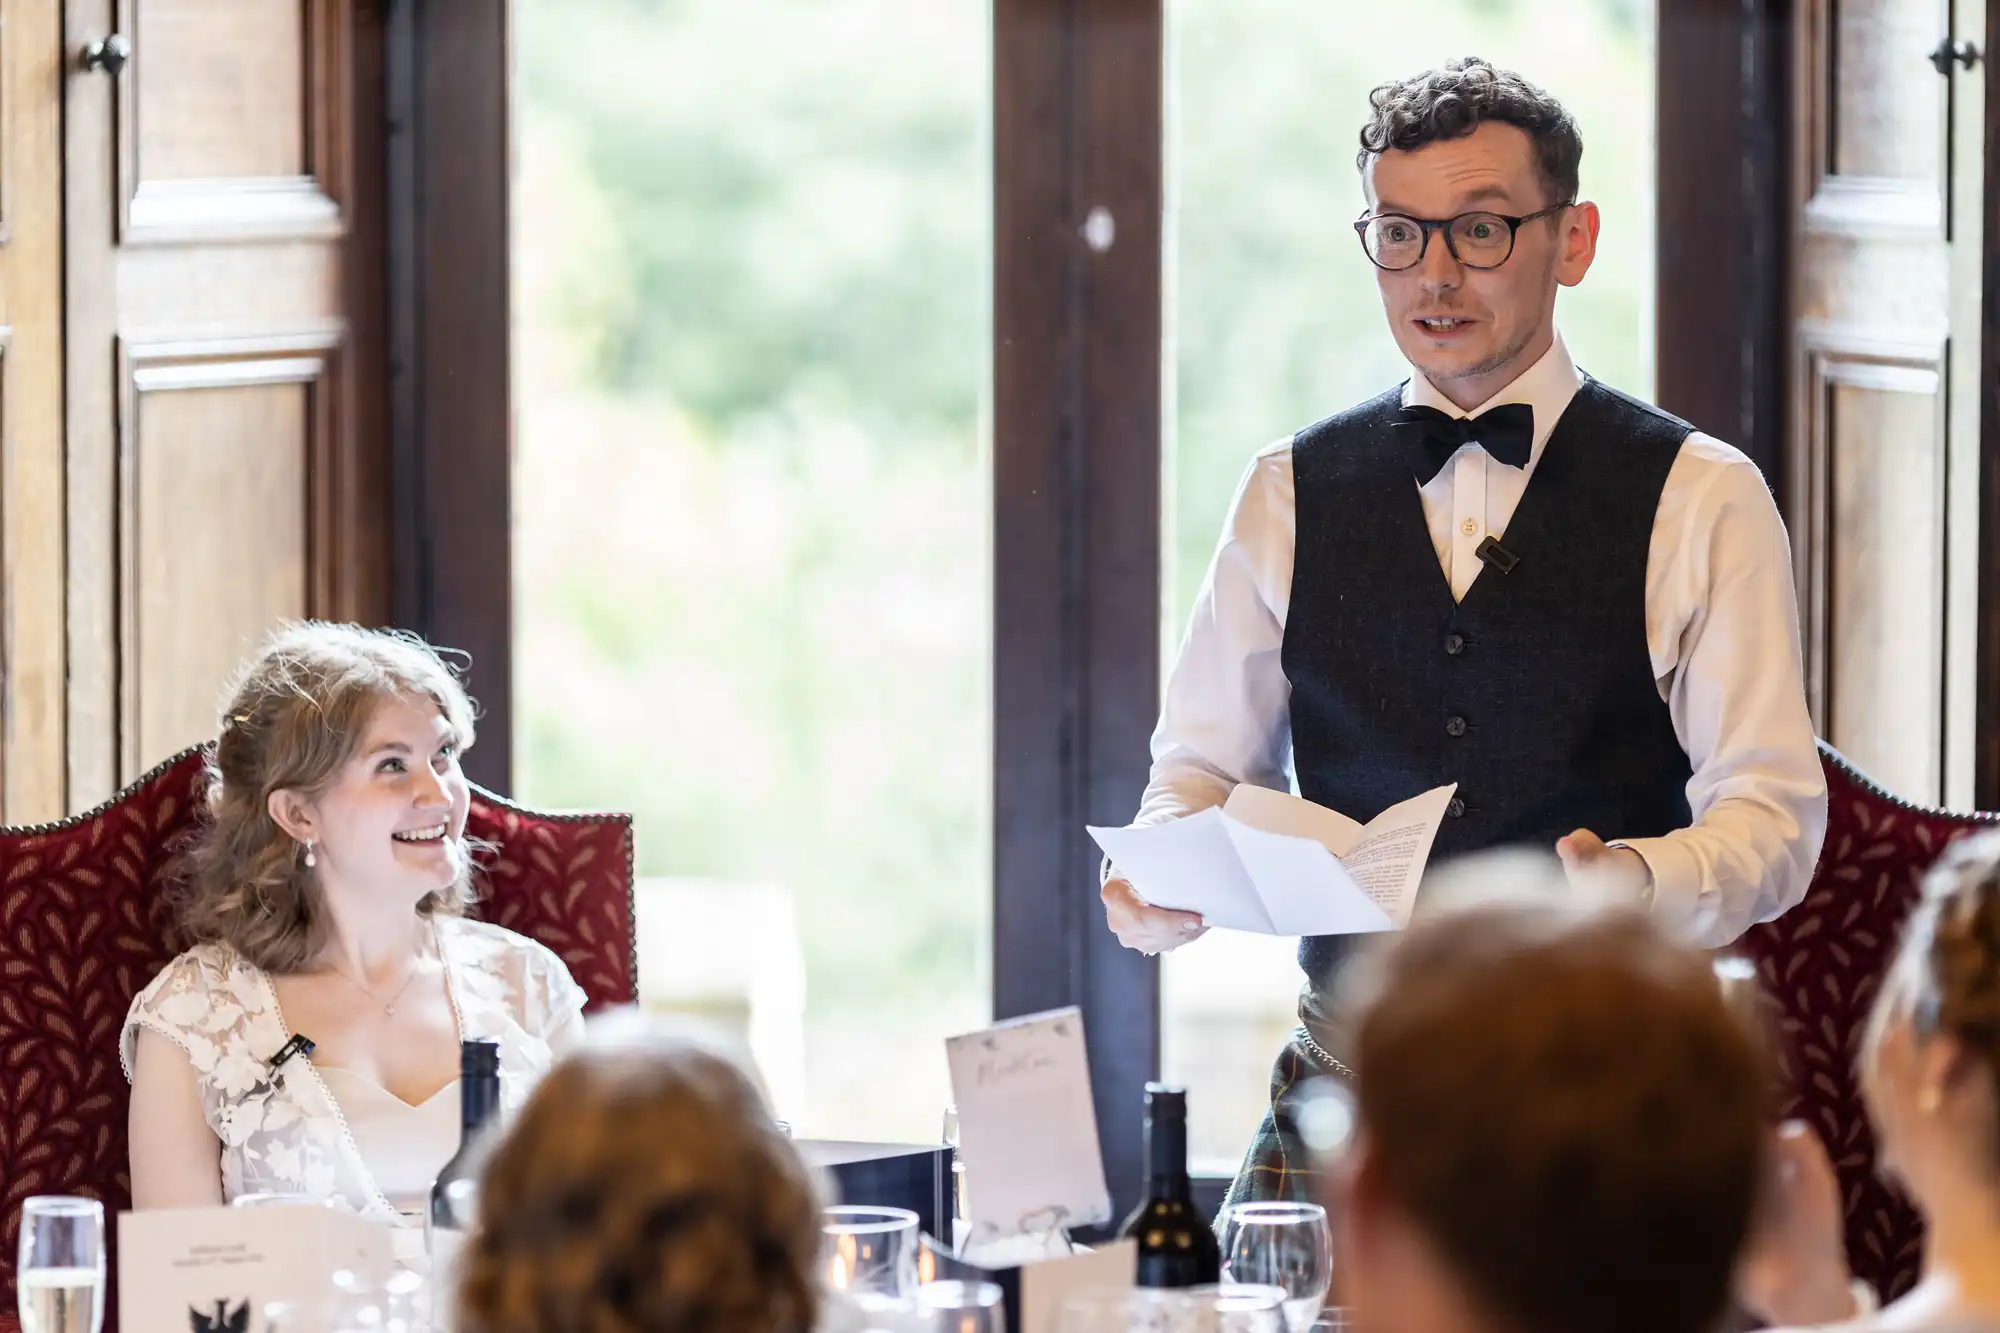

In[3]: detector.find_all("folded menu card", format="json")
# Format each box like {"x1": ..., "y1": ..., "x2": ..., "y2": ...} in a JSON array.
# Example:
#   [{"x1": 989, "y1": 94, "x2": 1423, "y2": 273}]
[
  {"x1": 1087, "y1": 782, "x2": 1457, "y2": 936},
  {"x1": 119, "y1": 1205, "x2": 393, "y2": 1333},
  {"x1": 945, "y1": 1006, "x2": 1112, "y2": 1251}
]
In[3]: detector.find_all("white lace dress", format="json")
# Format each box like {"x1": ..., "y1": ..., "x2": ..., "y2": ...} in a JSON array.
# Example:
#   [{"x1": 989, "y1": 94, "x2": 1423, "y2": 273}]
[{"x1": 121, "y1": 915, "x2": 587, "y2": 1258}]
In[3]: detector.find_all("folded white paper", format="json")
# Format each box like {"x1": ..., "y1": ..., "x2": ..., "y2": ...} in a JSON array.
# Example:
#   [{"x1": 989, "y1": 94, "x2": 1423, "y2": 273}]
[
  {"x1": 946, "y1": 1006, "x2": 1112, "y2": 1243},
  {"x1": 119, "y1": 1206, "x2": 394, "y2": 1333},
  {"x1": 1087, "y1": 783, "x2": 1457, "y2": 936}
]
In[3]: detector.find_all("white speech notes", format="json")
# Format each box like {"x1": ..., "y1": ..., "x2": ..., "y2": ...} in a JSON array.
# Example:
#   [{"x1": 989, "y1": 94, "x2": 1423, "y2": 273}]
[{"x1": 1088, "y1": 783, "x2": 1457, "y2": 936}]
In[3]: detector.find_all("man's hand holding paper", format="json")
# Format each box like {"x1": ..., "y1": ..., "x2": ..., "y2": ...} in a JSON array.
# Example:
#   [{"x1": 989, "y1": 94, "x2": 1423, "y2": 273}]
[{"x1": 1088, "y1": 782, "x2": 1457, "y2": 938}]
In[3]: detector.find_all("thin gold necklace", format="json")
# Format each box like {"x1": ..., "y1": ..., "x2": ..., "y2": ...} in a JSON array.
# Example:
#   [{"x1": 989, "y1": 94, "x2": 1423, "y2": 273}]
[{"x1": 325, "y1": 950, "x2": 426, "y2": 1017}]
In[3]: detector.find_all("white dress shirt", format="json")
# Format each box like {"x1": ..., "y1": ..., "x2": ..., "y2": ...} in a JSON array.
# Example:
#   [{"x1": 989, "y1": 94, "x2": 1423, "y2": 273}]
[{"x1": 1137, "y1": 335, "x2": 1828, "y2": 947}]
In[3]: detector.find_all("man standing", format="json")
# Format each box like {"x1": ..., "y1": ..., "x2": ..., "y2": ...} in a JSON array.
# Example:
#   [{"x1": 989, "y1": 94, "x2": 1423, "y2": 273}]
[{"x1": 1100, "y1": 58, "x2": 1826, "y2": 1204}]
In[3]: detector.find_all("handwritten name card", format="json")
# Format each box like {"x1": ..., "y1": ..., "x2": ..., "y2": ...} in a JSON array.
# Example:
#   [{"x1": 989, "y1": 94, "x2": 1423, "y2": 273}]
[{"x1": 946, "y1": 1005, "x2": 1111, "y2": 1246}]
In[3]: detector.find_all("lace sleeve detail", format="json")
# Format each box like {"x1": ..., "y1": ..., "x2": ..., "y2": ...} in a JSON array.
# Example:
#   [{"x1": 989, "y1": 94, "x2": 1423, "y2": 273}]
[
  {"x1": 120, "y1": 948, "x2": 229, "y2": 1082},
  {"x1": 526, "y1": 941, "x2": 589, "y2": 1037}
]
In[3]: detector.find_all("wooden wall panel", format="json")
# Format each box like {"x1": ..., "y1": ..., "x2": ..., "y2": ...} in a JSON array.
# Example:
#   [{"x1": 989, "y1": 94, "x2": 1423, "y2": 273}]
[
  {"x1": 116, "y1": 333, "x2": 337, "y2": 782},
  {"x1": 64, "y1": 0, "x2": 383, "y2": 809},
  {"x1": 1789, "y1": 0, "x2": 1974, "y2": 804},
  {"x1": 0, "y1": 2, "x2": 70, "y2": 823}
]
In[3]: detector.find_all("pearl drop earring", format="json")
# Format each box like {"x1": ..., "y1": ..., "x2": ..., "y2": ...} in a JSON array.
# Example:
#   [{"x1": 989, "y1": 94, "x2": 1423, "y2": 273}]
[{"x1": 302, "y1": 839, "x2": 316, "y2": 869}]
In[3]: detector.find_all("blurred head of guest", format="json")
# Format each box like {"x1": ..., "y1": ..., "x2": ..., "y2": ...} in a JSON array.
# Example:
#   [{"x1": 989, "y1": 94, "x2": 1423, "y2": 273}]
[
  {"x1": 1335, "y1": 896, "x2": 1768, "y2": 1333},
  {"x1": 1737, "y1": 833, "x2": 2000, "y2": 1330},
  {"x1": 1747, "y1": 830, "x2": 2000, "y2": 1329},
  {"x1": 1864, "y1": 831, "x2": 2000, "y2": 1220},
  {"x1": 457, "y1": 1016, "x2": 825, "y2": 1333}
]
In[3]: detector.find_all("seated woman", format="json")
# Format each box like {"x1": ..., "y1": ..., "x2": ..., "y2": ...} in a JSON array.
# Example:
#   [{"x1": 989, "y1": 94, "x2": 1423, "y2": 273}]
[
  {"x1": 122, "y1": 621, "x2": 586, "y2": 1257},
  {"x1": 454, "y1": 1016, "x2": 823, "y2": 1333},
  {"x1": 1738, "y1": 830, "x2": 2000, "y2": 1330}
]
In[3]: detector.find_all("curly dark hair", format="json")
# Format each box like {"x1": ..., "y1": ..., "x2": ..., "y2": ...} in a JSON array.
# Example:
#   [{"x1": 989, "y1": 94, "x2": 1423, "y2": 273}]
[
  {"x1": 457, "y1": 1020, "x2": 825, "y2": 1333},
  {"x1": 1357, "y1": 57, "x2": 1582, "y2": 207}
]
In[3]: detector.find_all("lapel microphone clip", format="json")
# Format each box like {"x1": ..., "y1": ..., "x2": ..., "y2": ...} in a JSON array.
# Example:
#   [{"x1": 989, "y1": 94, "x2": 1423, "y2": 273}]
[
  {"x1": 263, "y1": 1033, "x2": 316, "y2": 1090},
  {"x1": 1475, "y1": 535, "x2": 1520, "y2": 574}
]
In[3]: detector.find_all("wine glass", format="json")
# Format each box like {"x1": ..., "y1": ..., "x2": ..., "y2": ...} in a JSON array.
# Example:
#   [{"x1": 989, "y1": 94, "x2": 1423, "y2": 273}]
[
  {"x1": 1057, "y1": 1288, "x2": 1185, "y2": 1333},
  {"x1": 1057, "y1": 1286, "x2": 1283, "y2": 1333},
  {"x1": 1184, "y1": 1284, "x2": 1286, "y2": 1333},
  {"x1": 823, "y1": 1206, "x2": 922, "y2": 1298},
  {"x1": 1219, "y1": 1202, "x2": 1333, "y2": 1333},
  {"x1": 916, "y1": 1280, "x2": 1003, "y2": 1333},
  {"x1": 17, "y1": 1197, "x2": 105, "y2": 1333}
]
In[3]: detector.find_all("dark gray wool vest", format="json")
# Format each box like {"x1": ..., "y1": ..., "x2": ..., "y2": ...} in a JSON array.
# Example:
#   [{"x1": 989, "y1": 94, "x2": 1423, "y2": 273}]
[{"x1": 1284, "y1": 378, "x2": 1695, "y2": 986}]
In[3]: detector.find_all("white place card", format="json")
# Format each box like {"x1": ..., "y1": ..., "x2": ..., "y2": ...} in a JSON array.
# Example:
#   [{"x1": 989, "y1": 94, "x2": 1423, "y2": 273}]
[
  {"x1": 946, "y1": 1006, "x2": 1112, "y2": 1245},
  {"x1": 1017, "y1": 1239, "x2": 1136, "y2": 1333},
  {"x1": 118, "y1": 1206, "x2": 394, "y2": 1333}
]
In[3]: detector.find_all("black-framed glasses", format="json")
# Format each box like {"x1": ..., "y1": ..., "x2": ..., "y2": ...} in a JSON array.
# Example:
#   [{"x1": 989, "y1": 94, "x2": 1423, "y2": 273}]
[{"x1": 1353, "y1": 202, "x2": 1573, "y2": 272}]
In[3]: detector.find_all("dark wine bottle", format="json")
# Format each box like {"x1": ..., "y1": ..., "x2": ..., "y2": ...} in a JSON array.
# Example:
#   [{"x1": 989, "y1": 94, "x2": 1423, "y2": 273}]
[
  {"x1": 426, "y1": 1039, "x2": 502, "y2": 1312},
  {"x1": 1120, "y1": 1083, "x2": 1221, "y2": 1288}
]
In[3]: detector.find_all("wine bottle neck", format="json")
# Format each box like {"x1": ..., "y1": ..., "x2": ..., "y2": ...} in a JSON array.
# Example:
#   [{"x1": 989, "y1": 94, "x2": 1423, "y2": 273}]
[
  {"x1": 460, "y1": 1072, "x2": 501, "y2": 1137},
  {"x1": 1146, "y1": 1110, "x2": 1191, "y2": 1201}
]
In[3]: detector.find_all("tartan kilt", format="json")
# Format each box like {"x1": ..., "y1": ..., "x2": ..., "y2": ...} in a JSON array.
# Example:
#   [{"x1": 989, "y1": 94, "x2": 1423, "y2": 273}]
[{"x1": 1220, "y1": 1006, "x2": 1354, "y2": 1212}]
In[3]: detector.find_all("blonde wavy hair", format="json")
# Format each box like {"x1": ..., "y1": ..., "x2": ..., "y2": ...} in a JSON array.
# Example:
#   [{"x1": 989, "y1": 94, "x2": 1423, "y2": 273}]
[
  {"x1": 172, "y1": 620, "x2": 480, "y2": 973},
  {"x1": 457, "y1": 1019, "x2": 824, "y2": 1333}
]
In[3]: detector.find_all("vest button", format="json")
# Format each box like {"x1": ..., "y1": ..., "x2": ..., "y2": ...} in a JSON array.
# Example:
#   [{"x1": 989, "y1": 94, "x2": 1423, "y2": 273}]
[
  {"x1": 1444, "y1": 632, "x2": 1466, "y2": 656},
  {"x1": 1446, "y1": 714, "x2": 1468, "y2": 738},
  {"x1": 1447, "y1": 797, "x2": 1466, "y2": 818}
]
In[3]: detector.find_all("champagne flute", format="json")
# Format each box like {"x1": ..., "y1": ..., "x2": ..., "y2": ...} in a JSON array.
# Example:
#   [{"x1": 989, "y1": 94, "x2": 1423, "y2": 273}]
[
  {"x1": 1219, "y1": 1202, "x2": 1333, "y2": 1333},
  {"x1": 17, "y1": 1197, "x2": 105, "y2": 1333}
]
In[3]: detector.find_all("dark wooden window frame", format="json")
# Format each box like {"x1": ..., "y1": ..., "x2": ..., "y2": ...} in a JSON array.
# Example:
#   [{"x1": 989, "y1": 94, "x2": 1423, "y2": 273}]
[
  {"x1": 1654, "y1": 0, "x2": 1792, "y2": 495},
  {"x1": 1980, "y1": 0, "x2": 2000, "y2": 806},
  {"x1": 385, "y1": 0, "x2": 515, "y2": 794},
  {"x1": 392, "y1": 0, "x2": 1973, "y2": 1203},
  {"x1": 991, "y1": 0, "x2": 1164, "y2": 1221}
]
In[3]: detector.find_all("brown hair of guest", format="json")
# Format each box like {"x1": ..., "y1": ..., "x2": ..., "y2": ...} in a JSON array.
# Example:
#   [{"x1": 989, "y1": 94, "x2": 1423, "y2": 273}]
[
  {"x1": 457, "y1": 1025, "x2": 824, "y2": 1333},
  {"x1": 1864, "y1": 829, "x2": 2000, "y2": 1181},
  {"x1": 172, "y1": 620, "x2": 481, "y2": 972},
  {"x1": 1343, "y1": 899, "x2": 1770, "y2": 1333}
]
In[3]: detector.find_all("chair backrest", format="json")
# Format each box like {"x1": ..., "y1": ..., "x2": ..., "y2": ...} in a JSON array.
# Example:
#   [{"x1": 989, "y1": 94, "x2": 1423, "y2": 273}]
[
  {"x1": 0, "y1": 744, "x2": 636, "y2": 1332},
  {"x1": 1736, "y1": 741, "x2": 1998, "y2": 1300}
]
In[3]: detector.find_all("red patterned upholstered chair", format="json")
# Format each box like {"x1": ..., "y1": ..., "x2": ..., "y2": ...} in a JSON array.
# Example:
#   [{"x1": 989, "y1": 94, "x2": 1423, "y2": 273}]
[
  {"x1": 1737, "y1": 741, "x2": 1999, "y2": 1302},
  {"x1": 0, "y1": 744, "x2": 635, "y2": 1333}
]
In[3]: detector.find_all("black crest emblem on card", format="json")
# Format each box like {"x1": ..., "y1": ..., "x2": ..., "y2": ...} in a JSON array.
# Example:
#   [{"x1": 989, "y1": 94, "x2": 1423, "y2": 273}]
[{"x1": 191, "y1": 1298, "x2": 251, "y2": 1333}]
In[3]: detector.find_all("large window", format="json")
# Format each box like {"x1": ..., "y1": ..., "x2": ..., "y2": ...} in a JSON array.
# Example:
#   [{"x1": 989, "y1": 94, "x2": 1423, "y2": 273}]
[
  {"x1": 511, "y1": 0, "x2": 993, "y2": 1141},
  {"x1": 1161, "y1": 1, "x2": 1657, "y2": 1172}
]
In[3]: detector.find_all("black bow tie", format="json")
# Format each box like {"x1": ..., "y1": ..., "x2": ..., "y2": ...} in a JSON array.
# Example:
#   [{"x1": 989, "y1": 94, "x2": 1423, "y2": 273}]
[{"x1": 1395, "y1": 402, "x2": 1535, "y2": 483}]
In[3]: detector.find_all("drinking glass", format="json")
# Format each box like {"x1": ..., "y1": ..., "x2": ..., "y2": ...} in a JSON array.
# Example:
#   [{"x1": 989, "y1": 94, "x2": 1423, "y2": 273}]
[
  {"x1": 1185, "y1": 1284, "x2": 1287, "y2": 1333},
  {"x1": 1219, "y1": 1202, "x2": 1334, "y2": 1332},
  {"x1": 1057, "y1": 1289, "x2": 1183, "y2": 1333},
  {"x1": 17, "y1": 1198, "x2": 105, "y2": 1333},
  {"x1": 1058, "y1": 1286, "x2": 1283, "y2": 1333},
  {"x1": 824, "y1": 1206, "x2": 922, "y2": 1298},
  {"x1": 917, "y1": 1280, "x2": 1003, "y2": 1333}
]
